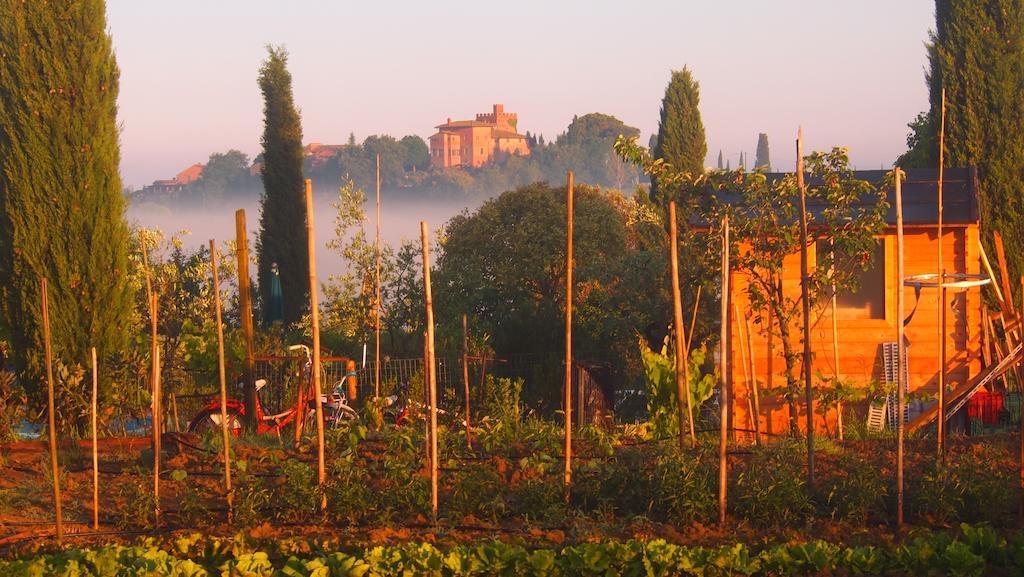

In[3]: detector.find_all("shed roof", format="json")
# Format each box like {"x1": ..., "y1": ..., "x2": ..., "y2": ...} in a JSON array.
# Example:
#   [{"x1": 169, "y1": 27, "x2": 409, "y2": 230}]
[{"x1": 690, "y1": 167, "x2": 978, "y2": 227}]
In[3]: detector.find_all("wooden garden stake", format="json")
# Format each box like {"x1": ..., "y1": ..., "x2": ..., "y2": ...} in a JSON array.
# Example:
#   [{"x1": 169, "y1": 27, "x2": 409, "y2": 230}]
[
  {"x1": 210, "y1": 239, "x2": 233, "y2": 521},
  {"x1": 734, "y1": 303, "x2": 751, "y2": 441},
  {"x1": 41, "y1": 277, "x2": 63, "y2": 543},
  {"x1": 91, "y1": 346, "x2": 99, "y2": 530},
  {"x1": 686, "y1": 285, "x2": 702, "y2": 355},
  {"x1": 1020, "y1": 276, "x2": 1024, "y2": 524},
  {"x1": 304, "y1": 180, "x2": 327, "y2": 512},
  {"x1": 796, "y1": 128, "x2": 815, "y2": 488},
  {"x1": 375, "y1": 154, "x2": 382, "y2": 403},
  {"x1": 670, "y1": 201, "x2": 696, "y2": 449},
  {"x1": 895, "y1": 167, "x2": 906, "y2": 528},
  {"x1": 151, "y1": 293, "x2": 161, "y2": 526},
  {"x1": 719, "y1": 215, "x2": 730, "y2": 526},
  {"x1": 936, "y1": 88, "x2": 946, "y2": 462},
  {"x1": 171, "y1": 393, "x2": 180, "y2": 432},
  {"x1": 831, "y1": 239, "x2": 843, "y2": 441},
  {"x1": 744, "y1": 314, "x2": 762, "y2": 446},
  {"x1": 235, "y1": 209, "x2": 258, "y2": 432},
  {"x1": 140, "y1": 230, "x2": 153, "y2": 304},
  {"x1": 421, "y1": 221, "x2": 440, "y2": 523},
  {"x1": 462, "y1": 313, "x2": 472, "y2": 448},
  {"x1": 994, "y1": 232, "x2": 1015, "y2": 315},
  {"x1": 564, "y1": 171, "x2": 574, "y2": 503}
]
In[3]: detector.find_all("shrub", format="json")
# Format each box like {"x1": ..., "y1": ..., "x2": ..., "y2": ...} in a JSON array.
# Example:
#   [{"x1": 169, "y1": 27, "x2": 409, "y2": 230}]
[
  {"x1": 274, "y1": 459, "x2": 320, "y2": 523},
  {"x1": 113, "y1": 466, "x2": 156, "y2": 530},
  {"x1": 820, "y1": 452, "x2": 888, "y2": 523},
  {"x1": 510, "y1": 474, "x2": 563, "y2": 524},
  {"x1": 444, "y1": 462, "x2": 507, "y2": 522},
  {"x1": 649, "y1": 447, "x2": 716, "y2": 525},
  {"x1": 731, "y1": 444, "x2": 813, "y2": 527},
  {"x1": 325, "y1": 458, "x2": 374, "y2": 526}
]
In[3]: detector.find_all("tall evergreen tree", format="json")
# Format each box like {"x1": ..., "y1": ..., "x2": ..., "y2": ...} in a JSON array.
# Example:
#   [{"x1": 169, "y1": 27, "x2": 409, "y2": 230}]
[
  {"x1": 256, "y1": 46, "x2": 308, "y2": 326},
  {"x1": 717, "y1": 150, "x2": 724, "y2": 170},
  {"x1": 898, "y1": 0, "x2": 1024, "y2": 282},
  {"x1": 651, "y1": 67, "x2": 706, "y2": 205},
  {"x1": 755, "y1": 133, "x2": 771, "y2": 171},
  {"x1": 0, "y1": 0, "x2": 132, "y2": 416}
]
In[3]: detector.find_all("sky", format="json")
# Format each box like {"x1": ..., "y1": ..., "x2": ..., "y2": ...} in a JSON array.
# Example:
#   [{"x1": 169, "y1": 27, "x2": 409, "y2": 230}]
[{"x1": 108, "y1": 0, "x2": 937, "y2": 189}]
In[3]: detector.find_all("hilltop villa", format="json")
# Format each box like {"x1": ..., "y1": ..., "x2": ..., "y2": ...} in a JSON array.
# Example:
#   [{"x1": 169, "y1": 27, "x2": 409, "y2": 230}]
[{"x1": 429, "y1": 104, "x2": 530, "y2": 169}]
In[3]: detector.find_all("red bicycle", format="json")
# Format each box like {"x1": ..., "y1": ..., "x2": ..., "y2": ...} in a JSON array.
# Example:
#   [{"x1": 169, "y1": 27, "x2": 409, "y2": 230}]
[{"x1": 187, "y1": 344, "x2": 358, "y2": 435}]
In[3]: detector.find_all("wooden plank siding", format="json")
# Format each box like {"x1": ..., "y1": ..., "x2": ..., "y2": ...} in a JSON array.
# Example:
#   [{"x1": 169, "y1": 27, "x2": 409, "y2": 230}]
[{"x1": 729, "y1": 223, "x2": 982, "y2": 437}]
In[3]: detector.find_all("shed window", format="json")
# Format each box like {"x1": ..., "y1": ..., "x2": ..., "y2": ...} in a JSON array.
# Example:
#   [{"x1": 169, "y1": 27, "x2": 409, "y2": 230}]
[{"x1": 820, "y1": 239, "x2": 886, "y2": 320}]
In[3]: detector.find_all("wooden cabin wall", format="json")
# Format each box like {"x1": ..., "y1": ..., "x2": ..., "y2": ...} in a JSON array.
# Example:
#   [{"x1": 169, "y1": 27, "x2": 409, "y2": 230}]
[{"x1": 729, "y1": 224, "x2": 982, "y2": 438}]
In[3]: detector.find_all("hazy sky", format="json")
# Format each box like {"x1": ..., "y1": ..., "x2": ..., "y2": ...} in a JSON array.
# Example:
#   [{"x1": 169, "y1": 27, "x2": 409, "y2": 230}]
[{"x1": 109, "y1": 1, "x2": 936, "y2": 189}]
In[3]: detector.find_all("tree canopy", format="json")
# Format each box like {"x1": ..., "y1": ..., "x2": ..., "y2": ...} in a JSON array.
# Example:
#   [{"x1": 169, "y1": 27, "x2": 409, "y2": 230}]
[
  {"x1": 0, "y1": 0, "x2": 133, "y2": 415},
  {"x1": 256, "y1": 45, "x2": 308, "y2": 327},
  {"x1": 651, "y1": 67, "x2": 707, "y2": 206}
]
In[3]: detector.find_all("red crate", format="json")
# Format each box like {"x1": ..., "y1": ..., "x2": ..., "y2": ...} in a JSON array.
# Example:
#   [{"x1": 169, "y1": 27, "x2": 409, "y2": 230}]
[{"x1": 967, "y1": 391, "x2": 1003, "y2": 426}]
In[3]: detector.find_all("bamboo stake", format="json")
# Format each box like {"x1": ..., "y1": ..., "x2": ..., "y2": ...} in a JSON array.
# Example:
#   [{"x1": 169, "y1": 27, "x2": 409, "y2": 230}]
[
  {"x1": 421, "y1": 221, "x2": 439, "y2": 523},
  {"x1": 734, "y1": 303, "x2": 752, "y2": 442},
  {"x1": 171, "y1": 393, "x2": 180, "y2": 432},
  {"x1": 151, "y1": 293, "x2": 161, "y2": 526},
  {"x1": 686, "y1": 285, "x2": 702, "y2": 356},
  {"x1": 462, "y1": 314, "x2": 472, "y2": 448},
  {"x1": 994, "y1": 232, "x2": 1015, "y2": 315},
  {"x1": 831, "y1": 240, "x2": 843, "y2": 441},
  {"x1": 210, "y1": 239, "x2": 233, "y2": 521},
  {"x1": 719, "y1": 215, "x2": 730, "y2": 526},
  {"x1": 1019, "y1": 276, "x2": 1023, "y2": 524},
  {"x1": 895, "y1": 167, "x2": 906, "y2": 529},
  {"x1": 564, "y1": 171, "x2": 574, "y2": 503},
  {"x1": 670, "y1": 201, "x2": 696, "y2": 448},
  {"x1": 235, "y1": 209, "x2": 257, "y2": 432},
  {"x1": 375, "y1": 154, "x2": 382, "y2": 403},
  {"x1": 40, "y1": 278, "x2": 62, "y2": 543},
  {"x1": 140, "y1": 231, "x2": 153, "y2": 304},
  {"x1": 937, "y1": 88, "x2": 946, "y2": 462},
  {"x1": 424, "y1": 331, "x2": 432, "y2": 471},
  {"x1": 304, "y1": 180, "x2": 327, "y2": 512},
  {"x1": 796, "y1": 128, "x2": 815, "y2": 488},
  {"x1": 980, "y1": 242, "x2": 1007, "y2": 307},
  {"x1": 90, "y1": 346, "x2": 99, "y2": 530},
  {"x1": 744, "y1": 314, "x2": 762, "y2": 446}
]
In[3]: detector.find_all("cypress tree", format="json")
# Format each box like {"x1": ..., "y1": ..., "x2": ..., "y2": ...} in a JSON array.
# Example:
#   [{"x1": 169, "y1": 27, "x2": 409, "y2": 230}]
[
  {"x1": 0, "y1": 0, "x2": 132, "y2": 417},
  {"x1": 899, "y1": 0, "x2": 1024, "y2": 282},
  {"x1": 755, "y1": 133, "x2": 771, "y2": 171},
  {"x1": 717, "y1": 150, "x2": 724, "y2": 170},
  {"x1": 256, "y1": 46, "x2": 308, "y2": 326},
  {"x1": 651, "y1": 67, "x2": 706, "y2": 205}
]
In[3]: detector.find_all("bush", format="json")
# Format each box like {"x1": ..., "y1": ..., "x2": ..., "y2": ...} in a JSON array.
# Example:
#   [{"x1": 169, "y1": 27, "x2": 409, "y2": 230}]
[
  {"x1": 820, "y1": 452, "x2": 888, "y2": 524},
  {"x1": 325, "y1": 458, "x2": 374, "y2": 526},
  {"x1": 510, "y1": 474, "x2": 563, "y2": 524},
  {"x1": 649, "y1": 447, "x2": 716, "y2": 525},
  {"x1": 274, "y1": 459, "x2": 320, "y2": 523},
  {"x1": 731, "y1": 444, "x2": 813, "y2": 527},
  {"x1": 444, "y1": 462, "x2": 508, "y2": 522}
]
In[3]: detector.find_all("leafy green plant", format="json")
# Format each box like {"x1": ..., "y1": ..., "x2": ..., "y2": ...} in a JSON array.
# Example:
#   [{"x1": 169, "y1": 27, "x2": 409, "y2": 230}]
[
  {"x1": 820, "y1": 452, "x2": 887, "y2": 523},
  {"x1": 731, "y1": 444, "x2": 813, "y2": 527},
  {"x1": 325, "y1": 458, "x2": 374, "y2": 526},
  {"x1": 113, "y1": 466, "x2": 156, "y2": 530},
  {"x1": 444, "y1": 462, "x2": 508, "y2": 522},
  {"x1": 509, "y1": 474, "x2": 563, "y2": 524},
  {"x1": 639, "y1": 336, "x2": 716, "y2": 439},
  {"x1": 274, "y1": 459, "x2": 320, "y2": 523}
]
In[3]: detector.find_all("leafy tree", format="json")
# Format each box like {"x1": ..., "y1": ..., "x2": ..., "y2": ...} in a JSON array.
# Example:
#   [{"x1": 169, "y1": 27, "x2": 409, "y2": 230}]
[
  {"x1": 898, "y1": 0, "x2": 1024, "y2": 284},
  {"x1": 195, "y1": 149, "x2": 253, "y2": 203},
  {"x1": 755, "y1": 133, "x2": 771, "y2": 171},
  {"x1": 400, "y1": 135, "x2": 430, "y2": 172},
  {"x1": 0, "y1": 0, "x2": 133, "y2": 423},
  {"x1": 256, "y1": 46, "x2": 308, "y2": 327},
  {"x1": 651, "y1": 67, "x2": 707, "y2": 205},
  {"x1": 435, "y1": 182, "x2": 669, "y2": 407}
]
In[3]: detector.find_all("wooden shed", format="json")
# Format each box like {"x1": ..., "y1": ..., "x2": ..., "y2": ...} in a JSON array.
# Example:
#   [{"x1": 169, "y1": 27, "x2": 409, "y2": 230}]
[{"x1": 728, "y1": 167, "x2": 982, "y2": 437}]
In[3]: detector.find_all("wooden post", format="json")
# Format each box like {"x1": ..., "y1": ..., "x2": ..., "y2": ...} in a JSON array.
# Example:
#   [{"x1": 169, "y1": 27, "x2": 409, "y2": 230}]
[
  {"x1": 936, "y1": 88, "x2": 946, "y2": 461},
  {"x1": 670, "y1": 201, "x2": 696, "y2": 448},
  {"x1": 304, "y1": 180, "x2": 327, "y2": 512},
  {"x1": 1019, "y1": 276, "x2": 1024, "y2": 524},
  {"x1": 40, "y1": 278, "x2": 63, "y2": 543},
  {"x1": 210, "y1": 239, "x2": 233, "y2": 521},
  {"x1": 734, "y1": 303, "x2": 751, "y2": 441},
  {"x1": 686, "y1": 285, "x2": 702, "y2": 355},
  {"x1": 831, "y1": 239, "x2": 843, "y2": 441},
  {"x1": 150, "y1": 293, "x2": 161, "y2": 526},
  {"x1": 796, "y1": 128, "x2": 815, "y2": 488},
  {"x1": 719, "y1": 215, "x2": 730, "y2": 526},
  {"x1": 90, "y1": 346, "x2": 99, "y2": 530},
  {"x1": 421, "y1": 221, "x2": 440, "y2": 523},
  {"x1": 564, "y1": 171, "x2": 574, "y2": 503},
  {"x1": 171, "y1": 393, "x2": 180, "y2": 432},
  {"x1": 423, "y1": 331, "x2": 432, "y2": 471},
  {"x1": 235, "y1": 210, "x2": 257, "y2": 432},
  {"x1": 140, "y1": 231, "x2": 154, "y2": 304},
  {"x1": 462, "y1": 313, "x2": 472, "y2": 448},
  {"x1": 375, "y1": 154, "x2": 382, "y2": 402},
  {"x1": 895, "y1": 167, "x2": 906, "y2": 528},
  {"x1": 994, "y1": 232, "x2": 1015, "y2": 315},
  {"x1": 744, "y1": 314, "x2": 762, "y2": 446}
]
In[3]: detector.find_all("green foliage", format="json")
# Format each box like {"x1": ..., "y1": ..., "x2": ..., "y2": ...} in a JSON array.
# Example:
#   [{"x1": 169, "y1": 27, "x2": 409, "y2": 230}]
[
  {"x1": 0, "y1": 0, "x2": 133, "y2": 418},
  {"x1": 113, "y1": 466, "x2": 156, "y2": 530},
  {"x1": 274, "y1": 459, "x2": 319, "y2": 523},
  {"x1": 820, "y1": 452, "x2": 888, "y2": 524},
  {"x1": 899, "y1": 0, "x2": 1024, "y2": 289},
  {"x1": 639, "y1": 336, "x2": 716, "y2": 439},
  {"x1": 731, "y1": 444, "x2": 813, "y2": 527},
  {"x1": 325, "y1": 458, "x2": 374, "y2": 526},
  {"x1": 651, "y1": 67, "x2": 707, "y2": 205},
  {"x1": 509, "y1": 474, "x2": 564, "y2": 524},
  {"x1": 9, "y1": 526, "x2": 1023, "y2": 577},
  {"x1": 256, "y1": 45, "x2": 308, "y2": 326},
  {"x1": 445, "y1": 462, "x2": 508, "y2": 522}
]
